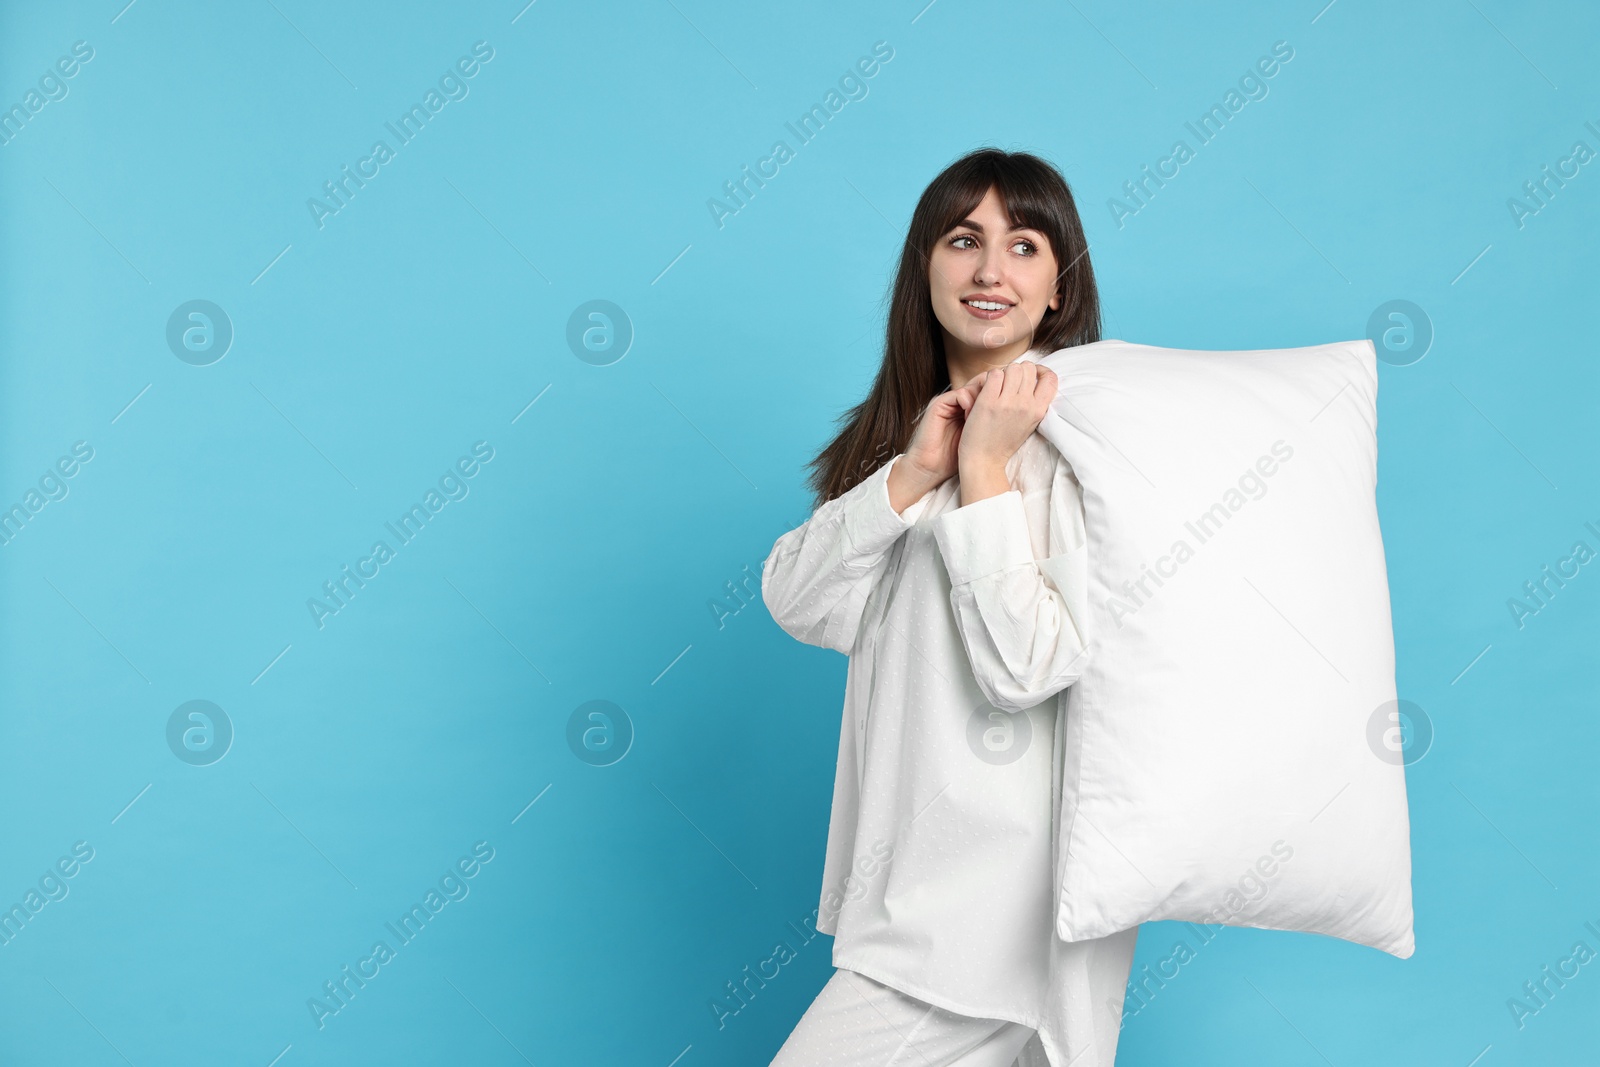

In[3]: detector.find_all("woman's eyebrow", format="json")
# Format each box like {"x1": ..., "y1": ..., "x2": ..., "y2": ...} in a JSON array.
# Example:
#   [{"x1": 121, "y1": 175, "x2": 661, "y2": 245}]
[{"x1": 952, "y1": 218, "x2": 1040, "y2": 235}]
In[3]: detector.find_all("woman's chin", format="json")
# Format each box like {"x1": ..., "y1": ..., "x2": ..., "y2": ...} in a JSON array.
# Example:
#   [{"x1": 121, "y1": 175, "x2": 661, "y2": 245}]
[{"x1": 976, "y1": 325, "x2": 1017, "y2": 349}]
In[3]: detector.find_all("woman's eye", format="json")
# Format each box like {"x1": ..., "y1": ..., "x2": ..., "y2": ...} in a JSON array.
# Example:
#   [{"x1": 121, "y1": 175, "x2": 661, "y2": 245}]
[
  {"x1": 949, "y1": 234, "x2": 978, "y2": 250},
  {"x1": 1012, "y1": 239, "x2": 1037, "y2": 255}
]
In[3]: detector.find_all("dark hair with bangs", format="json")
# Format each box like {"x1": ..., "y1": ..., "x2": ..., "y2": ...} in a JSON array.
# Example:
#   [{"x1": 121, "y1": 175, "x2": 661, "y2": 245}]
[{"x1": 804, "y1": 147, "x2": 1100, "y2": 506}]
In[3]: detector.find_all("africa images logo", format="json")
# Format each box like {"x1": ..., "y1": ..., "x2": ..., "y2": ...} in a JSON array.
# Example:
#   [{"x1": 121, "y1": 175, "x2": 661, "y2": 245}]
[
  {"x1": 306, "y1": 442, "x2": 495, "y2": 630},
  {"x1": 306, "y1": 42, "x2": 495, "y2": 230},
  {"x1": 1103, "y1": 440, "x2": 1295, "y2": 628}
]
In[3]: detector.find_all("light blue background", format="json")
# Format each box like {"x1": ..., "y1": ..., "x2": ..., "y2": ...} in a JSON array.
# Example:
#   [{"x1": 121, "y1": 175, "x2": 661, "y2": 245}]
[{"x1": 1, "y1": 0, "x2": 1595, "y2": 1064}]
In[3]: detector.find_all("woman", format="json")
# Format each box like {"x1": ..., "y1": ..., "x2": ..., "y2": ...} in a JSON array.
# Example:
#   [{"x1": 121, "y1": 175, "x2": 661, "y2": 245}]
[{"x1": 760, "y1": 148, "x2": 1139, "y2": 1067}]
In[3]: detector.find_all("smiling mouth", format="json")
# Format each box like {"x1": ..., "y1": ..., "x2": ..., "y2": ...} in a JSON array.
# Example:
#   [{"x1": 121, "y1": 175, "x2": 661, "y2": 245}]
[{"x1": 961, "y1": 298, "x2": 1013, "y2": 319}]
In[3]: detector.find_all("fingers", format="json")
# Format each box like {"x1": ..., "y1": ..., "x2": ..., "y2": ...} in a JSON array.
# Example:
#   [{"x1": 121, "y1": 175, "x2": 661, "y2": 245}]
[
  {"x1": 955, "y1": 371, "x2": 990, "y2": 407},
  {"x1": 967, "y1": 362, "x2": 1057, "y2": 425},
  {"x1": 921, "y1": 392, "x2": 972, "y2": 438},
  {"x1": 953, "y1": 387, "x2": 976, "y2": 414},
  {"x1": 1034, "y1": 365, "x2": 1058, "y2": 402},
  {"x1": 1010, "y1": 361, "x2": 1040, "y2": 394},
  {"x1": 963, "y1": 362, "x2": 1056, "y2": 414},
  {"x1": 995, "y1": 360, "x2": 1035, "y2": 402},
  {"x1": 963, "y1": 365, "x2": 1018, "y2": 410},
  {"x1": 1011, "y1": 363, "x2": 1055, "y2": 404}
]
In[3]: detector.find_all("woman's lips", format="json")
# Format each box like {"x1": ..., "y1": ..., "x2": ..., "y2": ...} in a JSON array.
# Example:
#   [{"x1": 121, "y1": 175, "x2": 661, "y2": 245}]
[{"x1": 961, "y1": 298, "x2": 1013, "y2": 321}]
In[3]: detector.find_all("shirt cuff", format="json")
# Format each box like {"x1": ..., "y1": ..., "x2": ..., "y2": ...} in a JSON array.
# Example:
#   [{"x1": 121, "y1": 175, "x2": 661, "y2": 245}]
[
  {"x1": 840, "y1": 454, "x2": 935, "y2": 560},
  {"x1": 931, "y1": 489, "x2": 1036, "y2": 588}
]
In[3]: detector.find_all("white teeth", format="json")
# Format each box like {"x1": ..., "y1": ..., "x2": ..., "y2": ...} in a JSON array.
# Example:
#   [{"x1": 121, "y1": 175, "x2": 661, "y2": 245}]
[{"x1": 966, "y1": 300, "x2": 1008, "y2": 311}]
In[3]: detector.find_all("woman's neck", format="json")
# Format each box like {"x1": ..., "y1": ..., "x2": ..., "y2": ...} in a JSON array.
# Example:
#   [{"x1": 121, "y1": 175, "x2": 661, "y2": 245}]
[{"x1": 944, "y1": 336, "x2": 1033, "y2": 391}]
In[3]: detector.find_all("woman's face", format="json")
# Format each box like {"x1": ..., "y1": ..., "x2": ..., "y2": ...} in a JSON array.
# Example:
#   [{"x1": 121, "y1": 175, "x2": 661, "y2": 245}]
[{"x1": 927, "y1": 185, "x2": 1062, "y2": 355}]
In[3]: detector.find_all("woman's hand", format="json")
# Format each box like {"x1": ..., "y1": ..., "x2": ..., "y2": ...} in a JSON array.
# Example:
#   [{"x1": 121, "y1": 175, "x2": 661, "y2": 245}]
[
  {"x1": 955, "y1": 362, "x2": 1058, "y2": 501},
  {"x1": 886, "y1": 380, "x2": 984, "y2": 511}
]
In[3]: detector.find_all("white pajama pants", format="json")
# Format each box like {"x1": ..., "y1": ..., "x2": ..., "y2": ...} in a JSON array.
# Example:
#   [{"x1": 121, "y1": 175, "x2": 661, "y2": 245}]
[{"x1": 768, "y1": 963, "x2": 1125, "y2": 1067}]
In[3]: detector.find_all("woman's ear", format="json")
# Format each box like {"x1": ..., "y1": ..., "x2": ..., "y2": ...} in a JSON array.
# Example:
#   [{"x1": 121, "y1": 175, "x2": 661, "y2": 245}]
[{"x1": 1048, "y1": 289, "x2": 1063, "y2": 312}]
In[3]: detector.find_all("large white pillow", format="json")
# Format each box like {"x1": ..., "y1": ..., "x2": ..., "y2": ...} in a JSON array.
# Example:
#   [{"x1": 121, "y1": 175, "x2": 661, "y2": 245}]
[{"x1": 1023, "y1": 338, "x2": 1414, "y2": 958}]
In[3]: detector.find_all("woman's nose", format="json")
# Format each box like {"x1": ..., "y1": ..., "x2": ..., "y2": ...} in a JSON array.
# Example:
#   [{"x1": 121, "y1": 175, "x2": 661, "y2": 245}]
[{"x1": 974, "y1": 253, "x2": 1002, "y2": 285}]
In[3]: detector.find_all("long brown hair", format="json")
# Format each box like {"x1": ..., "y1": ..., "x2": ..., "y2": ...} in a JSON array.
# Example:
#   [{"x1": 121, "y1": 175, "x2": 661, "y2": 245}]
[{"x1": 805, "y1": 147, "x2": 1100, "y2": 507}]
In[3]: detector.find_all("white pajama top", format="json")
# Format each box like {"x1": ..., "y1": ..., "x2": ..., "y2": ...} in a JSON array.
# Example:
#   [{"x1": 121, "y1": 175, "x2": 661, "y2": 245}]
[{"x1": 761, "y1": 351, "x2": 1138, "y2": 1067}]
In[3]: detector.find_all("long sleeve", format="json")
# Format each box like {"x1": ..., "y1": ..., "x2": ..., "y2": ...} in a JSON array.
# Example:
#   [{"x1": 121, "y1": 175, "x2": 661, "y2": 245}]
[
  {"x1": 762, "y1": 454, "x2": 937, "y2": 654},
  {"x1": 931, "y1": 455, "x2": 1090, "y2": 712}
]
